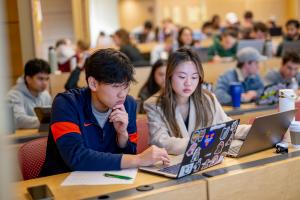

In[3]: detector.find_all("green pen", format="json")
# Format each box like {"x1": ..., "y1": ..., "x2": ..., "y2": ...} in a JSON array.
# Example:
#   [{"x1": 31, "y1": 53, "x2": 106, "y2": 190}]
[{"x1": 104, "y1": 173, "x2": 133, "y2": 180}]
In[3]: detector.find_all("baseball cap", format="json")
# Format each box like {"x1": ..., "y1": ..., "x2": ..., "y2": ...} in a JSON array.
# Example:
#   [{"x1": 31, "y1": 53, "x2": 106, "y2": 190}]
[{"x1": 237, "y1": 47, "x2": 267, "y2": 63}]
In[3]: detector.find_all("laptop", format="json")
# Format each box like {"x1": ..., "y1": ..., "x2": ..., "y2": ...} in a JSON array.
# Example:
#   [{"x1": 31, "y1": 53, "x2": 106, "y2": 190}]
[
  {"x1": 269, "y1": 27, "x2": 282, "y2": 37},
  {"x1": 140, "y1": 119, "x2": 240, "y2": 178},
  {"x1": 282, "y1": 41, "x2": 300, "y2": 56},
  {"x1": 256, "y1": 82, "x2": 289, "y2": 105},
  {"x1": 228, "y1": 109, "x2": 296, "y2": 158},
  {"x1": 34, "y1": 107, "x2": 51, "y2": 132},
  {"x1": 194, "y1": 47, "x2": 209, "y2": 63},
  {"x1": 237, "y1": 39, "x2": 264, "y2": 54}
]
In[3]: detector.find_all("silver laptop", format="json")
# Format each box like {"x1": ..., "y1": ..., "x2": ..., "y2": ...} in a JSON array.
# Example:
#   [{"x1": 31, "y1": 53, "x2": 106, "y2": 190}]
[
  {"x1": 228, "y1": 109, "x2": 296, "y2": 158},
  {"x1": 140, "y1": 120, "x2": 239, "y2": 178},
  {"x1": 237, "y1": 39, "x2": 264, "y2": 54}
]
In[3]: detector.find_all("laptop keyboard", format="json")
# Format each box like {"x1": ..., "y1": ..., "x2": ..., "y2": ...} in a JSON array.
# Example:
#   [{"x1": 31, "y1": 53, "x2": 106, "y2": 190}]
[{"x1": 158, "y1": 163, "x2": 181, "y2": 175}]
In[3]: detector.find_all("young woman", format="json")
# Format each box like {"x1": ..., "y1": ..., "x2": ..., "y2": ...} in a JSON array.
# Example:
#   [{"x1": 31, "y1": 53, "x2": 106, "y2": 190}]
[
  {"x1": 177, "y1": 27, "x2": 194, "y2": 48},
  {"x1": 138, "y1": 59, "x2": 167, "y2": 102},
  {"x1": 144, "y1": 48, "x2": 250, "y2": 155}
]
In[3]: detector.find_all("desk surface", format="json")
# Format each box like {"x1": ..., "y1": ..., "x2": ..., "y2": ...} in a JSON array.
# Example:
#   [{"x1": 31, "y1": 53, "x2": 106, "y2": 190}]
[{"x1": 15, "y1": 148, "x2": 299, "y2": 200}]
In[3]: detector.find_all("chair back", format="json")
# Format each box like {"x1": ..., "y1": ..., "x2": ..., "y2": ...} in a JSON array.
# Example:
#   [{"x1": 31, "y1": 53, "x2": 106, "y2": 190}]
[
  {"x1": 136, "y1": 118, "x2": 150, "y2": 153},
  {"x1": 18, "y1": 137, "x2": 47, "y2": 180}
]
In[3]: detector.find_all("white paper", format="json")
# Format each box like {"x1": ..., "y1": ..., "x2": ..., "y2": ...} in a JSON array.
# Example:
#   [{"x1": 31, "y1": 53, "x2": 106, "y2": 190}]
[{"x1": 61, "y1": 168, "x2": 138, "y2": 186}]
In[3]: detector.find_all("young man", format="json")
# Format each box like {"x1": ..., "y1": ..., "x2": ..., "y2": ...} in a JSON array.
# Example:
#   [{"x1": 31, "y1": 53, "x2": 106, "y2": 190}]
[
  {"x1": 40, "y1": 49, "x2": 169, "y2": 176},
  {"x1": 264, "y1": 51, "x2": 300, "y2": 86},
  {"x1": 7, "y1": 59, "x2": 52, "y2": 129},
  {"x1": 276, "y1": 19, "x2": 300, "y2": 56},
  {"x1": 215, "y1": 47, "x2": 265, "y2": 105},
  {"x1": 208, "y1": 28, "x2": 238, "y2": 62}
]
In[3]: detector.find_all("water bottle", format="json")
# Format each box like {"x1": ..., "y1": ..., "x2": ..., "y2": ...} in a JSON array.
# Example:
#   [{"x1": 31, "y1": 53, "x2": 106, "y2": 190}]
[
  {"x1": 290, "y1": 77, "x2": 298, "y2": 92},
  {"x1": 265, "y1": 40, "x2": 273, "y2": 58},
  {"x1": 48, "y1": 46, "x2": 58, "y2": 73},
  {"x1": 230, "y1": 82, "x2": 242, "y2": 108}
]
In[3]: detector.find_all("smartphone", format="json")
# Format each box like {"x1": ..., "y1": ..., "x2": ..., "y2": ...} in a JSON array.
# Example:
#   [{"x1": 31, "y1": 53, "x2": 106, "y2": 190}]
[{"x1": 27, "y1": 184, "x2": 54, "y2": 200}]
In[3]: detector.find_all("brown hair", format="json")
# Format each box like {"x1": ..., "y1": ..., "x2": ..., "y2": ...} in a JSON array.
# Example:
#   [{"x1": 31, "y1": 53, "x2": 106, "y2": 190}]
[
  {"x1": 115, "y1": 29, "x2": 131, "y2": 46},
  {"x1": 158, "y1": 48, "x2": 215, "y2": 137}
]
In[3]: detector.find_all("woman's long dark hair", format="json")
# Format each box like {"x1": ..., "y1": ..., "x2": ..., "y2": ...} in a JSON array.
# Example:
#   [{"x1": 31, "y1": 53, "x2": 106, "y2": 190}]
[
  {"x1": 177, "y1": 26, "x2": 194, "y2": 48},
  {"x1": 138, "y1": 59, "x2": 167, "y2": 101},
  {"x1": 159, "y1": 48, "x2": 215, "y2": 137}
]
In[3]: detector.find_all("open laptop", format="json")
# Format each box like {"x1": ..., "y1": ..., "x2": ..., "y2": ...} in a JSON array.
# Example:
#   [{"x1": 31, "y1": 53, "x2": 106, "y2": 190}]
[
  {"x1": 140, "y1": 119, "x2": 240, "y2": 178},
  {"x1": 269, "y1": 27, "x2": 282, "y2": 37},
  {"x1": 34, "y1": 107, "x2": 51, "y2": 132},
  {"x1": 228, "y1": 109, "x2": 296, "y2": 158},
  {"x1": 237, "y1": 39, "x2": 264, "y2": 54},
  {"x1": 256, "y1": 82, "x2": 289, "y2": 105},
  {"x1": 282, "y1": 41, "x2": 300, "y2": 56}
]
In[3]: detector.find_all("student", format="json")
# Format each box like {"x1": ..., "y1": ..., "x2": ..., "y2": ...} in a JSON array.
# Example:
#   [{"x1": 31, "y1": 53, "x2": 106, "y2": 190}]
[
  {"x1": 150, "y1": 34, "x2": 173, "y2": 64},
  {"x1": 264, "y1": 51, "x2": 300, "y2": 86},
  {"x1": 276, "y1": 19, "x2": 300, "y2": 56},
  {"x1": 55, "y1": 38, "x2": 76, "y2": 72},
  {"x1": 215, "y1": 47, "x2": 265, "y2": 105},
  {"x1": 7, "y1": 59, "x2": 52, "y2": 129},
  {"x1": 208, "y1": 28, "x2": 238, "y2": 62},
  {"x1": 138, "y1": 59, "x2": 167, "y2": 102},
  {"x1": 177, "y1": 27, "x2": 194, "y2": 49},
  {"x1": 144, "y1": 48, "x2": 249, "y2": 155},
  {"x1": 40, "y1": 49, "x2": 169, "y2": 176},
  {"x1": 132, "y1": 21, "x2": 155, "y2": 43},
  {"x1": 113, "y1": 29, "x2": 146, "y2": 65}
]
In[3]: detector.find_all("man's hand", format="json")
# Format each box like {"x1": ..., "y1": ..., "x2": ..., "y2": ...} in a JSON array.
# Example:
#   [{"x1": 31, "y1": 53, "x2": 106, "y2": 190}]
[
  {"x1": 241, "y1": 90, "x2": 257, "y2": 102},
  {"x1": 137, "y1": 145, "x2": 170, "y2": 166},
  {"x1": 109, "y1": 104, "x2": 128, "y2": 148}
]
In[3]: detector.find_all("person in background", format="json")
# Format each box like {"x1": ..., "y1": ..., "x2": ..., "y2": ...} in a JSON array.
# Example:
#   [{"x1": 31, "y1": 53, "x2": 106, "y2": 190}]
[
  {"x1": 144, "y1": 48, "x2": 250, "y2": 155},
  {"x1": 150, "y1": 34, "x2": 173, "y2": 64},
  {"x1": 215, "y1": 47, "x2": 265, "y2": 105},
  {"x1": 201, "y1": 21, "x2": 214, "y2": 38},
  {"x1": 264, "y1": 51, "x2": 300, "y2": 86},
  {"x1": 208, "y1": 28, "x2": 238, "y2": 62},
  {"x1": 7, "y1": 59, "x2": 52, "y2": 129},
  {"x1": 176, "y1": 26, "x2": 194, "y2": 49},
  {"x1": 211, "y1": 15, "x2": 221, "y2": 32},
  {"x1": 242, "y1": 11, "x2": 254, "y2": 29},
  {"x1": 40, "y1": 48, "x2": 169, "y2": 177},
  {"x1": 132, "y1": 21, "x2": 155, "y2": 43},
  {"x1": 248, "y1": 22, "x2": 273, "y2": 57},
  {"x1": 138, "y1": 59, "x2": 167, "y2": 102},
  {"x1": 113, "y1": 29, "x2": 146, "y2": 66},
  {"x1": 96, "y1": 31, "x2": 113, "y2": 48},
  {"x1": 55, "y1": 38, "x2": 76, "y2": 72},
  {"x1": 276, "y1": 19, "x2": 300, "y2": 56}
]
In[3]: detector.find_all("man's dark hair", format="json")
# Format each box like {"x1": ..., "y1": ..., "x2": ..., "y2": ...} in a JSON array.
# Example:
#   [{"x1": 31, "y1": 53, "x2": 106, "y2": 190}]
[
  {"x1": 85, "y1": 48, "x2": 135, "y2": 84},
  {"x1": 24, "y1": 59, "x2": 51, "y2": 77},
  {"x1": 144, "y1": 21, "x2": 153, "y2": 30},
  {"x1": 244, "y1": 11, "x2": 253, "y2": 19},
  {"x1": 282, "y1": 51, "x2": 300, "y2": 65},
  {"x1": 286, "y1": 19, "x2": 300, "y2": 29},
  {"x1": 221, "y1": 27, "x2": 238, "y2": 39},
  {"x1": 253, "y1": 22, "x2": 268, "y2": 33}
]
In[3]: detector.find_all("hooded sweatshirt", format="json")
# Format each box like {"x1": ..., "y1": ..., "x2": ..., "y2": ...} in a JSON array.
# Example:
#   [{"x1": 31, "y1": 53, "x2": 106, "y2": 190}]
[{"x1": 7, "y1": 77, "x2": 52, "y2": 129}]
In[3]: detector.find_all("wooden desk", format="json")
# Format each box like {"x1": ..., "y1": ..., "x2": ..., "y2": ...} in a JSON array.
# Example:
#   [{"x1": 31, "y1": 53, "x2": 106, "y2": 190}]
[
  {"x1": 15, "y1": 148, "x2": 300, "y2": 200},
  {"x1": 15, "y1": 171, "x2": 207, "y2": 200},
  {"x1": 206, "y1": 148, "x2": 300, "y2": 200}
]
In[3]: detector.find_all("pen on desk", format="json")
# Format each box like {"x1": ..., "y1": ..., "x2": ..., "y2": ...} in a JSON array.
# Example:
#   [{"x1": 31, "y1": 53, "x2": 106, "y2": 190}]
[{"x1": 104, "y1": 173, "x2": 132, "y2": 180}]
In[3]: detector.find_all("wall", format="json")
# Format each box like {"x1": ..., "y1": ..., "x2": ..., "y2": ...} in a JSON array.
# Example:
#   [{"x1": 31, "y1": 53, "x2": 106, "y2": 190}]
[
  {"x1": 119, "y1": 0, "x2": 155, "y2": 31},
  {"x1": 89, "y1": 0, "x2": 119, "y2": 47},
  {"x1": 39, "y1": 0, "x2": 74, "y2": 59},
  {"x1": 5, "y1": 0, "x2": 23, "y2": 84}
]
